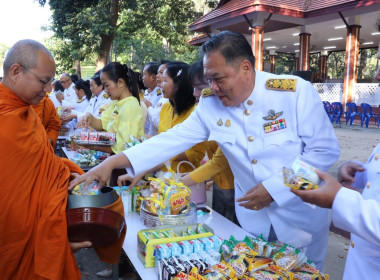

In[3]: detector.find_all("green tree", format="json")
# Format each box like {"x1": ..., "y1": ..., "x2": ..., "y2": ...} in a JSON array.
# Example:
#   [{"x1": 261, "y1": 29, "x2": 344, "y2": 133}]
[
  {"x1": 0, "y1": 43, "x2": 10, "y2": 71},
  {"x1": 327, "y1": 51, "x2": 345, "y2": 79},
  {"x1": 38, "y1": 0, "x2": 201, "y2": 73},
  {"x1": 273, "y1": 53, "x2": 296, "y2": 74}
]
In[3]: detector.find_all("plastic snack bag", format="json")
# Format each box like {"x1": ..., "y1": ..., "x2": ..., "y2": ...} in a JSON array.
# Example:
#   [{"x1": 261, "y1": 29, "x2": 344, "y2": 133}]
[{"x1": 283, "y1": 158, "x2": 320, "y2": 190}]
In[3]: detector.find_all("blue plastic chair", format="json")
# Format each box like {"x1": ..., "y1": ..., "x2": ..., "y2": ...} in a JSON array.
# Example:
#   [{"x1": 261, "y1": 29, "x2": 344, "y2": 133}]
[
  {"x1": 361, "y1": 103, "x2": 378, "y2": 128},
  {"x1": 345, "y1": 103, "x2": 362, "y2": 125},
  {"x1": 331, "y1": 102, "x2": 344, "y2": 127},
  {"x1": 322, "y1": 101, "x2": 334, "y2": 122}
]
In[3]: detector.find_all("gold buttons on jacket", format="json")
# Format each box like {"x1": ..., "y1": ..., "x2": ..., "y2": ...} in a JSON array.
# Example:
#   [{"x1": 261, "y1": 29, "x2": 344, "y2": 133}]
[
  {"x1": 251, "y1": 159, "x2": 258, "y2": 164},
  {"x1": 375, "y1": 154, "x2": 379, "y2": 160},
  {"x1": 351, "y1": 241, "x2": 355, "y2": 248},
  {"x1": 247, "y1": 100, "x2": 253, "y2": 105},
  {"x1": 366, "y1": 182, "x2": 370, "y2": 189},
  {"x1": 244, "y1": 109, "x2": 251, "y2": 116},
  {"x1": 248, "y1": 136, "x2": 254, "y2": 142}
]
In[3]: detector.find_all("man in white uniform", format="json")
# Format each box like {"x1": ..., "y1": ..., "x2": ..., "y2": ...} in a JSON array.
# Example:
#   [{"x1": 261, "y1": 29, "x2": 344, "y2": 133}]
[
  {"x1": 142, "y1": 61, "x2": 169, "y2": 136},
  {"x1": 60, "y1": 73, "x2": 78, "y2": 107},
  {"x1": 70, "y1": 31, "x2": 340, "y2": 269},
  {"x1": 292, "y1": 44, "x2": 380, "y2": 279},
  {"x1": 142, "y1": 62, "x2": 163, "y2": 135}
]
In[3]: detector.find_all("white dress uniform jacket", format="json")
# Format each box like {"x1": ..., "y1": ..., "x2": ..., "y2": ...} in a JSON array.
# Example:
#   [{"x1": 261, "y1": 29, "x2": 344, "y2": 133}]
[
  {"x1": 124, "y1": 71, "x2": 340, "y2": 267},
  {"x1": 146, "y1": 95, "x2": 169, "y2": 136},
  {"x1": 62, "y1": 83, "x2": 78, "y2": 107},
  {"x1": 332, "y1": 145, "x2": 380, "y2": 279},
  {"x1": 144, "y1": 86, "x2": 164, "y2": 135},
  {"x1": 79, "y1": 91, "x2": 110, "y2": 119}
]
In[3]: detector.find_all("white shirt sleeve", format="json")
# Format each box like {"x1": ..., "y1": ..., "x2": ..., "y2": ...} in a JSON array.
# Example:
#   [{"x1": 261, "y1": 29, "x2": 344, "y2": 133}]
[
  {"x1": 332, "y1": 187, "x2": 380, "y2": 246},
  {"x1": 123, "y1": 104, "x2": 209, "y2": 177}
]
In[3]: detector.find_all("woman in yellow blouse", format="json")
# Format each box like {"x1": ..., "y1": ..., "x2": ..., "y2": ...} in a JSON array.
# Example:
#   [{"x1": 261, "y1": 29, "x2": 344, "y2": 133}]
[
  {"x1": 118, "y1": 61, "x2": 206, "y2": 186},
  {"x1": 181, "y1": 60, "x2": 238, "y2": 225},
  {"x1": 79, "y1": 62, "x2": 144, "y2": 155}
]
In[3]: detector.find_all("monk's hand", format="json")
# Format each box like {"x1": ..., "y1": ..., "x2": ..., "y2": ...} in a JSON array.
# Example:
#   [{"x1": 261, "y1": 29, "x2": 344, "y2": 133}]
[
  {"x1": 70, "y1": 241, "x2": 92, "y2": 252},
  {"x1": 337, "y1": 161, "x2": 365, "y2": 188},
  {"x1": 236, "y1": 182, "x2": 273, "y2": 210},
  {"x1": 117, "y1": 173, "x2": 142, "y2": 190},
  {"x1": 68, "y1": 159, "x2": 114, "y2": 190},
  {"x1": 291, "y1": 169, "x2": 342, "y2": 208}
]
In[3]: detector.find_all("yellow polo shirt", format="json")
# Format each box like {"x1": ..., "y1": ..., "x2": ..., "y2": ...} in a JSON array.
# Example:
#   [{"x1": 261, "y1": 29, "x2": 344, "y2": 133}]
[
  {"x1": 189, "y1": 143, "x2": 234, "y2": 190},
  {"x1": 101, "y1": 96, "x2": 144, "y2": 154},
  {"x1": 158, "y1": 102, "x2": 206, "y2": 173}
]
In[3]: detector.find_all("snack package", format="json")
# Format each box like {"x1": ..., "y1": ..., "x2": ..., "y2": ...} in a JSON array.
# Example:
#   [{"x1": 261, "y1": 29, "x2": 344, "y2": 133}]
[
  {"x1": 155, "y1": 244, "x2": 172, "y2": 259},
  {"x1": 88, "y1": 132, "x2": 97, "y2": 143},
  {"x1": 71, "y1": 181, "x2": 100, "y2": 195},
  {"x1": 97, "y1": 132, "x2": 116, "y2": 144},
  {"x1": 173, "y1": 272, "x2": 196, "y2": 280},
  {"x1": 178, "y1": 240, "x2": 193, "y2": 255},
  {"x1": 246, "y1": 257, "x2": 273, "y2": 274},
  {"x1": 189, "y1": 267, "x2": 207, "y2": 280},
  {"x1": 158, "y1": 258, "x2": 178, "y2": 280},
  {"x1": 283, "y1": 158, "x2": 320, "y2": 190},
  {"x1": 199, "y1": 237, "x2": 214, "y2": 251},
  {"x1": 292, "y1": 263, "x2": 330, "y2": 280},
  {"x1": 168, "y1": 243, "x2": 182, "y2": 257}
]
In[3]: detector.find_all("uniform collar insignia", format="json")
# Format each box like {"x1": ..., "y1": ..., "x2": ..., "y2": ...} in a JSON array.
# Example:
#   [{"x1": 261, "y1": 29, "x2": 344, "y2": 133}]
[
  {"x1": 266, "y1": 78, "x2": 297, "y2": 92},
  {"x1": 91, "y1": 95, "x2": 95, "y2": 99},
  {"x1": 157, "y1": 88, "x2": 162, "y2": 95},
  {"x1": 202, "y1": 88, "x2": 214, "y2": 97},
  {"x1": 77, "y1": 98, "x2": 84, "y2": 103},
  {"x1": 263, "y1": 109, "x2": 283, "y2": 120},
  {"x1": 103, "y1": 93, "x2": 109, "y2": 99}
]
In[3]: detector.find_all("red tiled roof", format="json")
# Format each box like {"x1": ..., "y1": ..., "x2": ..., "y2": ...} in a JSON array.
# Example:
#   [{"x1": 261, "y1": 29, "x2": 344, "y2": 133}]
[
  {"x1": 189, "y1": 0, "x2": 371, "y2": 30},
  {"x1": 188, "y1": 33, "x2": 210, "y2": 46}
]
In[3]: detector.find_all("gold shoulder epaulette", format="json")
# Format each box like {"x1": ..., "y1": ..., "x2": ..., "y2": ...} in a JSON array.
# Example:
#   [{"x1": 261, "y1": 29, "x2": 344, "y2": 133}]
[
  {"x1": 265, "y1": 78, "x2": 297, "y2": 92},
  {"x1": 157, "y1": 88, "x2": 162, "y2": 95},
  {"x1": 103, "y1": 93, "x2": 109, "y2": 99},
  {"x1": 201, "y1": 88, "x2": 214, "y2": 97}
]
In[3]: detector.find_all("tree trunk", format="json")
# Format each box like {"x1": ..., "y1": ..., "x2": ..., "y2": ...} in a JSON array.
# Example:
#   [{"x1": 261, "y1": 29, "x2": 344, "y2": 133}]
[
  {"x1": 74, "y1": 60, "x2": 81, "y2": 78},
  {"x1": 96, "y1": 35, "x2": 113, "y2": 71},
  {"x1": 95, "y1": 0, "x2": 119, "y2": 71}
]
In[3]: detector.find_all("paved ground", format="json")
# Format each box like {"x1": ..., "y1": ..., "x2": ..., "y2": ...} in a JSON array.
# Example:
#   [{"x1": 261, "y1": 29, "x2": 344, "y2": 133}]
[{"x1": 75, "y1": 123, "x2": 380, "y2": 279}]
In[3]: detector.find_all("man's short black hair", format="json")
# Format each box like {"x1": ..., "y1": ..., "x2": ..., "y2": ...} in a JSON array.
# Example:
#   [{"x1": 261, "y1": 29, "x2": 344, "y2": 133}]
[
  {"x1": 144, "y1": 62, "x2": 159, "y2": 75},
  {"x1": 200, "y1": 31, "x2": 255, "y2": 68}
]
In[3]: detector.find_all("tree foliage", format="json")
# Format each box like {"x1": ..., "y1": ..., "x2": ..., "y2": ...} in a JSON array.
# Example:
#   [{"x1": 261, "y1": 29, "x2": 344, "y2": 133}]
[
  {"x1": 0, "y1": 43, "x2": 10, "y2": 73},
  {"x1": 38, "y1": 0, "x2": 206, "y2": 74}
]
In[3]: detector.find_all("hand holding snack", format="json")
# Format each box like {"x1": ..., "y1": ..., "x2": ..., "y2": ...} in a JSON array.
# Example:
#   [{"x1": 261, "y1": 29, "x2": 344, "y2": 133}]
[
  {"x1": 283, "y1": 158, "x2": 320, "y2": 190},
  {"x1": 291, "y1": 169, "x2": 342, "y2": 208}
]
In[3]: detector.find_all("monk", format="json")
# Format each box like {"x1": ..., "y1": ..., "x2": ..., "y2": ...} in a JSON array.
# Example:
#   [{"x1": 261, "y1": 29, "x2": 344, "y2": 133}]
[
  {"x1": 0, "y1": 39, "x2": 91, "y2": 279},
  {"x1": 32, "y1": 94, "x2": 61, "y2": 146}
]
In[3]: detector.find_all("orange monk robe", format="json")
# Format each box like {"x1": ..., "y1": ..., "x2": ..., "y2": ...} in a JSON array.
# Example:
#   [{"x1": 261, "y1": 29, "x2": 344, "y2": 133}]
[
  {"x1": 0, "y1": 83, "x2": 83, "y2": 279},
  {"x1": 32, "y1": 94, "x2": 61, "y2": 146}
]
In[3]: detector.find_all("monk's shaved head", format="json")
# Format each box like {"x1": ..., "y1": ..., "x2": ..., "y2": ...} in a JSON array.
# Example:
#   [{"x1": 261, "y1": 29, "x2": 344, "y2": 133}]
[{"x1": 3, "y1": 39, "x2": 53, "y2": 77}]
